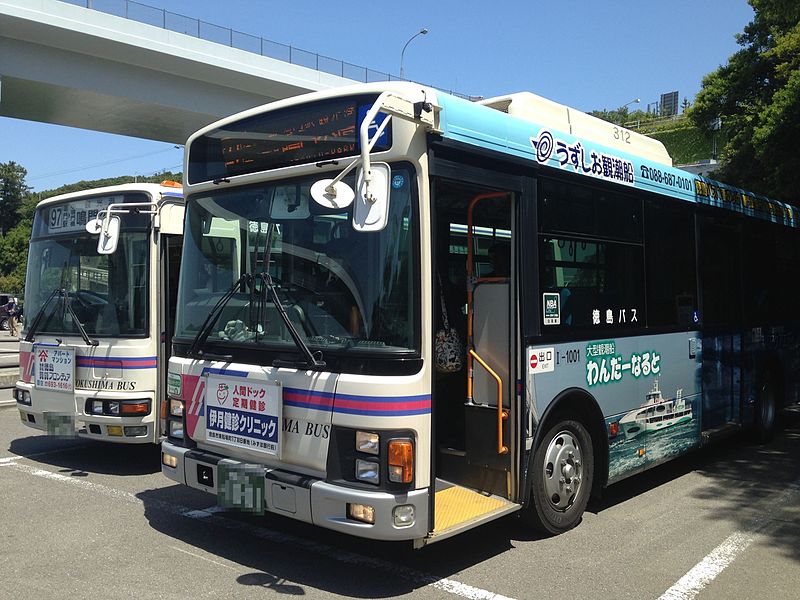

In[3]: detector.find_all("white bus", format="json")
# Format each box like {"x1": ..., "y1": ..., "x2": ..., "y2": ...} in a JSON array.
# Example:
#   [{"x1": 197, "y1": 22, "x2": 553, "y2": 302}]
[
  {"x1": 161, "y1": 83, "x2": 799, "y2": 546},
  {"x1": 15, "y1": 182, "x2": 184, "y2": 443}
]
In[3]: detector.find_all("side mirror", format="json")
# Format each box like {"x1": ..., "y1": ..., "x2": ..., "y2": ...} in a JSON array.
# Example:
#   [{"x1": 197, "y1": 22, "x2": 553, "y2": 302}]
[
  {"x1": 353, "y1": 162, "x2": 391, "y2": 232},
  {"x1": 310, "y1": 178, "x2": 355, "y2": 210},
  {"x1": 86, "y1": 215, "x2": 121, "y2": 255}
]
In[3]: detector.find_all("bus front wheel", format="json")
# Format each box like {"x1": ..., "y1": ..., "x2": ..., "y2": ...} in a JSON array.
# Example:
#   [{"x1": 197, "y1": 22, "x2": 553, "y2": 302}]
[{"x1": 526, "y1": 417, "x2": 594, "y2": 535}]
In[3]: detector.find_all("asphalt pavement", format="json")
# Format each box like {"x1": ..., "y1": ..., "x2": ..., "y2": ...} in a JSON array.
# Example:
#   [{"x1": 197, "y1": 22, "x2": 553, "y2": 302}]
[{"x1": 0, "y1": 394, "x2": 798, "y2": 599}]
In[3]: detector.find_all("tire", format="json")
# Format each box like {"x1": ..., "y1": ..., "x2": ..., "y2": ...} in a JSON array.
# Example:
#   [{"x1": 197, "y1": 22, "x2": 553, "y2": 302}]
[
  {"x1": 754, "y1": 373, "x2": 778, "y2": 443},
  {"x1": 525, "y1": 417, "x2": 594, "y2": 535},
  {"x1": 0, "y1": 317, "x2": 8, "y2": 331}
]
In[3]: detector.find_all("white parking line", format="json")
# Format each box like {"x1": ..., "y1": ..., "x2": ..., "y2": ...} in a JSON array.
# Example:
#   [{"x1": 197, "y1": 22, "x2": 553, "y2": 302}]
[
  {"x1": 658, "y1": 531, "x2": 755, "y2": 600},
  {"x1": 2, "y1": 460, "x2": 515, "y2": 600},
  {"x1": 658, "y1": 480, "x2": 800, "y2": 600},
  {"x1": 171, "y1": 546, "x2": 240, "y2": 572}
]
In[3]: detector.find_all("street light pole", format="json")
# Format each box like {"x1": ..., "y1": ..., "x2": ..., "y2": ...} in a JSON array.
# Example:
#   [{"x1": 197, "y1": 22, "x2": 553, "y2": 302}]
[
  {"x1": 615, "y1": 98, "x2": 640, "y2": 126},
  {"x1": 399, "y1": 28, "x2": 428, "y2": 80},
  {"x1": 623, "y1": 98, "x2": 641, "y2": 110}
]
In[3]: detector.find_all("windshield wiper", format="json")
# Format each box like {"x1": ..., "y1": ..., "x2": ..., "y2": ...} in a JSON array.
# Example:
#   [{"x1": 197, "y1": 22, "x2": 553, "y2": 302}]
[
  {"x1": 257, "y1": 273, "x2": 326, "y2": 371},
  {"x1": 61, "y1": 292, "x2": 99, "y2": 347},
  {"x1": 24, "y1": 288, "x2": 99, "y2": 346},
  {"x1": 186, "y1": 273, "x2": 252, "y2": 360},
  {"x1": 24, "y1": 288, "x2": 61, "y2": 343}
]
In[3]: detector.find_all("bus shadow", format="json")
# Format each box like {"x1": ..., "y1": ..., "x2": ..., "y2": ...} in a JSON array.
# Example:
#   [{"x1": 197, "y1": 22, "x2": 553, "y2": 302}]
[
  {"x1": 7, "y1": 434, "x2": 162, "y2": 476},
  {"x1": 688, "y1": 406, "x2": 800, "y2": 563},
  {"x1": 590, "y1": 405, "x2": 800, "y2": 564},
  {"x1": 136, "y1": 485, "x2": 524, "y2": 598}
]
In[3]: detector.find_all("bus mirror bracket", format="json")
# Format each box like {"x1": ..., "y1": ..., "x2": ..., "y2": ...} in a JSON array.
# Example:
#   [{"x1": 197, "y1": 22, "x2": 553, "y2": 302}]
[
  {"x1": 310, "y1": 90, "x2": 440, "y2": 231},
  {"x1": 86, "y1": 202, "x2": 158, "y2": 254},
  {"x1": 86, "y1": 214, "x2": 121, "y2": 254}
]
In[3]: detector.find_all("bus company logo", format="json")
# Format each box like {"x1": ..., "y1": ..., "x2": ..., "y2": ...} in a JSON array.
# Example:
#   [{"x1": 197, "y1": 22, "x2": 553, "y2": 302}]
[
  {"x1": 216, "y1": 383, "x2": 230, "y2": 405},
  {"x1": 530, "y1": 129, "x2": 635, "y2": 186}
]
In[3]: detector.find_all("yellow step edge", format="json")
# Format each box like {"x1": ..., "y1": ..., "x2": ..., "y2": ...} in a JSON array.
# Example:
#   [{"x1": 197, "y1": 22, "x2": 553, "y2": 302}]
[{"x1": 434, "y1": 485, "x2": 511, "y2": 532}]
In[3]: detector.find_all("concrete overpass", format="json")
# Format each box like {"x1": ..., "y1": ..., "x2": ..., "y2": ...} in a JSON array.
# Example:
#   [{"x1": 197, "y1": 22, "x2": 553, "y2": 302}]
[{"x1": 0, "y1": 0, "x2": 358, "y2": 144}]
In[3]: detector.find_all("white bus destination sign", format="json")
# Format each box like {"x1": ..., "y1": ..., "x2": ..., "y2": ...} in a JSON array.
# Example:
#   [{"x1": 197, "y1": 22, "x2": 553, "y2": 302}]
[{"x1": 45, "y1": 196, "x2": 120, "y2": 235}]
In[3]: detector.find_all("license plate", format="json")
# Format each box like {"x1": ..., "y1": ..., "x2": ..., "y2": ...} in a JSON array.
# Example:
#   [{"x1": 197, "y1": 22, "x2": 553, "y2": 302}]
[
  {"x1": 217, "y1": 463, "x2": 265, "y2": 515},
  {"x1": 43, "y1": 412, "x2": 77, "y2": 437}
]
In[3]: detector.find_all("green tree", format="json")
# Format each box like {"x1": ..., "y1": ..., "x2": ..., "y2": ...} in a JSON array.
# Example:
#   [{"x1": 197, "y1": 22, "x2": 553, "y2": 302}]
[
  {"x1": 0, "y1": 223, "x2": 31, "y2": 294},
  {"x1": 690, "y1": 0, "x2": 800, "y2": 201},
  {"x1": 0, "y1": 161, "x2": 31, "y2": 235}
]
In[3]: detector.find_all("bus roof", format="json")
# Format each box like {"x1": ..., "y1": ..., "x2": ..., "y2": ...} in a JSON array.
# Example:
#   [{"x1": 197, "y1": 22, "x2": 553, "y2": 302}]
[
  {"x1": 37, "y1": 181, "x2": 183, "y2": 209},
  {"x1": 185, "y1": 81, "x2": 797, "y2": 229},
  {"x1": 435, "y1": 89, "x2": 799, "y2": 228}
]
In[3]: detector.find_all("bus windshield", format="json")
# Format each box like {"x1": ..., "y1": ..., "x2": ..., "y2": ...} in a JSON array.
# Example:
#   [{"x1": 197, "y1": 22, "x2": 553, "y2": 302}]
[
  {"x1": 175, "y1": 166, "x2": 417, "y2": 355},
  {"x1": 23, "y1": 191, "x2": 153, "y2": 342},
  {"x1": 24, "y1": 232, "x2": 150, "y2": 337}
]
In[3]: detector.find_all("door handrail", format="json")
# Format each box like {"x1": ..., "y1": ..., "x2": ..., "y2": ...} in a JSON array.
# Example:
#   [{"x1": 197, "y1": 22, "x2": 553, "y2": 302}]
[{"x1": 468, "y1": 349, "x2": 508, "y2": 454}]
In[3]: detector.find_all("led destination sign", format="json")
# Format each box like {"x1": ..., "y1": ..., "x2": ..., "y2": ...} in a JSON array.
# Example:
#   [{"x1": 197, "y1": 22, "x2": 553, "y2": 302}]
[{"x1": 188, "y1": 97, "x2": 391, "y2": 184}]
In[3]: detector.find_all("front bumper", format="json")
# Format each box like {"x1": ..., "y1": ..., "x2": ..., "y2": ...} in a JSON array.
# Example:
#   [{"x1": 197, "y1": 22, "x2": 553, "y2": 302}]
[
  {"x1": 15, "y1": 382, "x2": 156, "y2": 444},
  {"x1": 161, "y1": 440, "x2": 430, "y2": 541}
]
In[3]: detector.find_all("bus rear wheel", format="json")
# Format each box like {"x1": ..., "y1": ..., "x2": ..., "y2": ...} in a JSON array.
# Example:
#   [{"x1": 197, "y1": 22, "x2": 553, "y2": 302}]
[
  {"x1": 526, "y1": 417, "x2": 593, "y2": 535},
  {"x1": 754, "y1": 373, "x2": 778, "y2": 443}
]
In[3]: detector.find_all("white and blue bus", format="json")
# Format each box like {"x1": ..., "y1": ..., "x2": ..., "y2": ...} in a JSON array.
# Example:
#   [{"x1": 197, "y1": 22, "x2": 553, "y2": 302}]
[
  {"x1": 15, "y1": 182, "x2": 184, "y2": 443},
  {"x1": 161, "y1": 82, "x2": 799, "y2": 546}
]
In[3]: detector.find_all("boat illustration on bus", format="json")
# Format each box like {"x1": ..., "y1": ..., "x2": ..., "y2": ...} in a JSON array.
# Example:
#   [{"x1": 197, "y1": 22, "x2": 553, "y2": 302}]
[{"x1": 619, "y1": 381, "x2": 693, "y2": 439}]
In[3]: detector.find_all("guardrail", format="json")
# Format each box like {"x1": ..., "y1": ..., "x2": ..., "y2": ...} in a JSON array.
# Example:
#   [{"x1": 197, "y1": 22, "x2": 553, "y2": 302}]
[
  {"x1": 62, "y1": 0, "x2": 472, "y2": 98},
  {"x1": 623, "y1": 114, "x2": 688, "y2": 131}
]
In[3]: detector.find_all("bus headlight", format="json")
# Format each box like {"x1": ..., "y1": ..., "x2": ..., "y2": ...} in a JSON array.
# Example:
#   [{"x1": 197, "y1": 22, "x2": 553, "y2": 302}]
[
  {"x1": 15, "y1": 388, "x2": 31, "y2": 405},
  {"x1": 169, "y1": 399, "x2": 184, "y2": 417},
  {"x1": 355, "y1": 431, "x2": 380, "y2": 455},
  {"x1": 169, "y1": 420, "x2": 184, "y2": 438},
  {"x1": 85, "y1": 399, "x2": 151, "y2": 416},
  {"x1": 355, "y1": 459, "x2": 379, "y2": 484}
]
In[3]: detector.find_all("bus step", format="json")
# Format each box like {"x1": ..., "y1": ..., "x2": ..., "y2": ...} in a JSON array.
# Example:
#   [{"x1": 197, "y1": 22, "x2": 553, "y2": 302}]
[
  {"x1": 421, "y1": 479, "x2": 519, "y2": 546},
  {"x1": 701, "y1": 422, "x2": 741, "y2": 445}
]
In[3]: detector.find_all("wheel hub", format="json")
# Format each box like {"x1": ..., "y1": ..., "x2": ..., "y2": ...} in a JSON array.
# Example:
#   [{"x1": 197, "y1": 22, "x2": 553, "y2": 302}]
[{"x1": 543, "y1": 430, "x2": 583, "y2": 511}]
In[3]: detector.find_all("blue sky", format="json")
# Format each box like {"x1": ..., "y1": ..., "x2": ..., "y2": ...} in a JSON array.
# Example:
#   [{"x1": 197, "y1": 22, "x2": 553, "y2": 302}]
[{"x1": 2, "y1": 0, "x2": 755, "y2": 192}]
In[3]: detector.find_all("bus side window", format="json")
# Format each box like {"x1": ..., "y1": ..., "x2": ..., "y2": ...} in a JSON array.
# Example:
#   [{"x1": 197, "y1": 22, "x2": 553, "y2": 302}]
[{"x1": 645, "y1": 199, "x2": 697, "y2": 328}]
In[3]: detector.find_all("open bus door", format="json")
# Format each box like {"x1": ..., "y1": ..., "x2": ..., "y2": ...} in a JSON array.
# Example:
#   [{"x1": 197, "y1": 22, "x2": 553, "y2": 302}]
[{"x1": 426, "y1": 177, "x2": 521, "y2": 545}]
